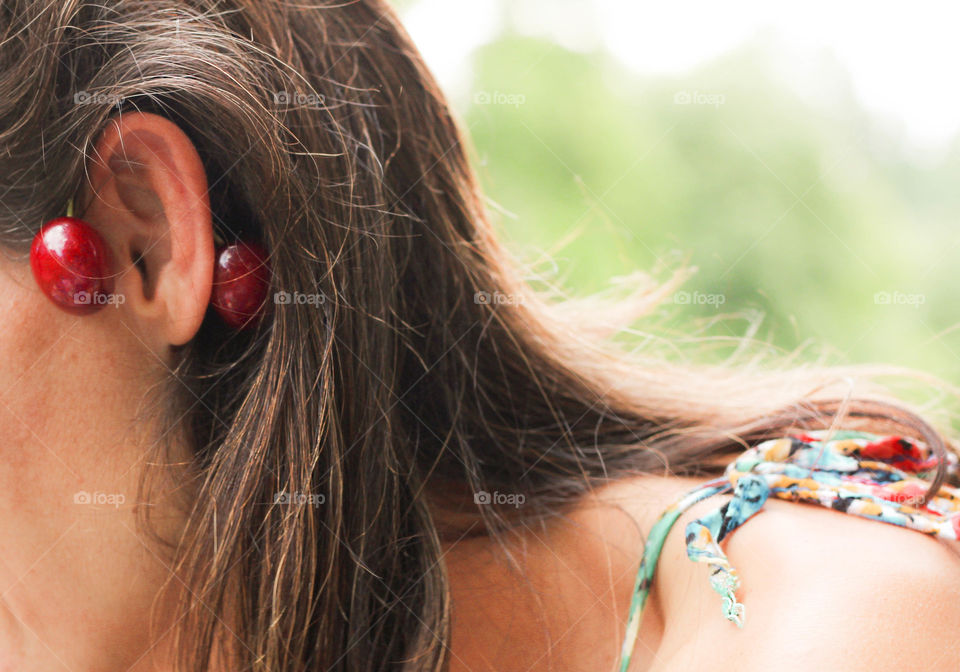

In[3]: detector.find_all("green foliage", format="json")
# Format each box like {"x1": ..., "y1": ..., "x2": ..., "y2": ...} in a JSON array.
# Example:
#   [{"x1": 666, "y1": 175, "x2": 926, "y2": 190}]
[{"x1": 461, "y1": 34, "x2": 960, "y2": 376}]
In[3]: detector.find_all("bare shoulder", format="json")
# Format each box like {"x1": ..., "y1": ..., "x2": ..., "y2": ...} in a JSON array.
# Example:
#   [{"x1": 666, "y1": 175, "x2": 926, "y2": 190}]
[
  {"x1": 626, "y1": 474, "x2": 960, "y2": 670},
  {"x1": 441, "y1": 471, "x2": 960, "y2": 671}
]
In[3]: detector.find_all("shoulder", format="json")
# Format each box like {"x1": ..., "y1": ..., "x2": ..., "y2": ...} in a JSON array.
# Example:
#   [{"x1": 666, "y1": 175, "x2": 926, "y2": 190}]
[
  {"x1": 637, "y1": 474, "x2": 960, "y2": 670},
  {"x1": 441, "y1": 471, "x2": 960, "y2": 671}
]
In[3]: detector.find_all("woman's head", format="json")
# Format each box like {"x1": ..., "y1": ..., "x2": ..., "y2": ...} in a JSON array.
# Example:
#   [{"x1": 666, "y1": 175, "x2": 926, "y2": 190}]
[
  {"x1": 0, "y1": 1, "x2": 956, "y2": 671},
  {"x1": 0, "y1": 1, "x2": 532, "y2": 668}
]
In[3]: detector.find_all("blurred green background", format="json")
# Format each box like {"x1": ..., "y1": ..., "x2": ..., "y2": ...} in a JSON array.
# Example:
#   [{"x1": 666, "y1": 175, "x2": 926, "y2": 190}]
[{"x1": 393, "y1": 1, "x2": 960, "y2": 380}]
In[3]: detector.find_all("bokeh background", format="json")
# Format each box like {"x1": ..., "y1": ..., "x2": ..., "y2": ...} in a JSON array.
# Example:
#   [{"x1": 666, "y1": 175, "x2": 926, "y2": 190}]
[{"x1": 392, "y1": 0, "x2": 960, "y2": 380}]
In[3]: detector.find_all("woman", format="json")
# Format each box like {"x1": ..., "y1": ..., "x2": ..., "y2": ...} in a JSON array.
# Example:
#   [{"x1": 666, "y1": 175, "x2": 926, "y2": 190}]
[{"x1": 1, "y1": 1, "x2": 959, "y2": 670}]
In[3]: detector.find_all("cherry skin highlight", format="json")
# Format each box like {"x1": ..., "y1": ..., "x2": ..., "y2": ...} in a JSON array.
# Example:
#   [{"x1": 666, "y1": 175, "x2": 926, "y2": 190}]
[
  {"x1": 210, "y1": 242, "x2": 270, "y2": 329},
  {"x1": 30, "y1": 217, "x2": 113, "y2": 315}
]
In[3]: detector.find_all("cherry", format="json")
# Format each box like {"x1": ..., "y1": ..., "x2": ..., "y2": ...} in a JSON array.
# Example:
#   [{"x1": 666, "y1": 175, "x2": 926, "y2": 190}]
[
  {"x1": 210, "y1": 241, "x2": 271, "y2": 329},
  {"x1": 30, "y1": 217, "x2": 113, "y2": 315}
]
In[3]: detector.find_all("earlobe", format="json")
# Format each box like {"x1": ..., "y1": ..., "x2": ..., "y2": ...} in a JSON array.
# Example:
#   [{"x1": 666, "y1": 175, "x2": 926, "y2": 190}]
[{"x1": 80, "y1": 112, "x2": 216, "y2": 349}]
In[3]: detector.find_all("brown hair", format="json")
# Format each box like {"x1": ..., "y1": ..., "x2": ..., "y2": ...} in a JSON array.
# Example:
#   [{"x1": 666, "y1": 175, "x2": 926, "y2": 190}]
[{"x1": 1, "y1": 1, "x2": 957, "y2": 670}]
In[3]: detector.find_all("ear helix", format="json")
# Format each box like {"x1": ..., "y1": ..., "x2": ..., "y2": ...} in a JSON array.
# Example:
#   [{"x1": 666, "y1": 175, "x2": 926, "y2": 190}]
[{"x1": 30, "y1": 200, "x2": 271, "y2": 329}]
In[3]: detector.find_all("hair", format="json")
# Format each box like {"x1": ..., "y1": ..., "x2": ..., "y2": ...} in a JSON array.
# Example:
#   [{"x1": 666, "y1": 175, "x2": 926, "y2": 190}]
[{"x1": 1, "y1": 1, "x2": 958, "y2": 670}]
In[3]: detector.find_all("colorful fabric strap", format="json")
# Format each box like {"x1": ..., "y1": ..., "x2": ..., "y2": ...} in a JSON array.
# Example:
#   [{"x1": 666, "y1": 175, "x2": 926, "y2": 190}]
[{"x1": 617, "y1": 429, "x2": 960, "y2": 672}]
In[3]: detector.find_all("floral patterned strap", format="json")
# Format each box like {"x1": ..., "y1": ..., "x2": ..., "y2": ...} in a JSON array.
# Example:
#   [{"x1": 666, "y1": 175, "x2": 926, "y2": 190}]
[{"x1": 617, "y1": 429, "x2": 960, "y2": 672}]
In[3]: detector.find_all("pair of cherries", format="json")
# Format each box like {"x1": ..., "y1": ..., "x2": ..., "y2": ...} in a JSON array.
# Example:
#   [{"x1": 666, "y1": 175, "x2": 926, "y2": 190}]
[{"x1": 29, "y1": 210, "x2": 270, "y2": 330}]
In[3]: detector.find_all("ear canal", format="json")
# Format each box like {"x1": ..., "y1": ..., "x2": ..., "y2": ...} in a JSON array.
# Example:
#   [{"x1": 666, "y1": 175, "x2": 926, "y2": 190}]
[{"x1": 128, "y1": 243, "x2": 156, "y2": 300}]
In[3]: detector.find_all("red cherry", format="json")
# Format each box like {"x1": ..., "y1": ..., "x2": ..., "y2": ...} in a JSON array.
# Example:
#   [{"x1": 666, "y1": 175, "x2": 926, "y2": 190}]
[
  {"x1": 211, "y1": 241, "x2": 270, "y2": 329},
  {"x1": 30, "y1": 217, "x2": 113, "y2": 316}
]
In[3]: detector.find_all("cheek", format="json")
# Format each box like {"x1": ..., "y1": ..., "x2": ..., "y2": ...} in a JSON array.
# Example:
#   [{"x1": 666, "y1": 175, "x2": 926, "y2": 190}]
[
  {"x1": 0, "y1": 255, "x2": 159, "y2": 539},
  {"x1": 0, "y1": 269, "x2": 71, "y2": 507},
  {"x1": 0, "y1": 257, "x2": 186, "y2": 666},
  {"x1": 0, "y1": 263, "x2": 93, "y2": 502},
  {"x1": 0, "y1": 255, "x2": 144, "y2": 466}
]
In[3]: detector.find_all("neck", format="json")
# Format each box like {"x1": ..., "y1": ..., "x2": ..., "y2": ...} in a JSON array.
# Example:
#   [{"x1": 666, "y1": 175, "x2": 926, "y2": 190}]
[{"x1": 440, "y1": 474, "x2": 674, "y2": 671}]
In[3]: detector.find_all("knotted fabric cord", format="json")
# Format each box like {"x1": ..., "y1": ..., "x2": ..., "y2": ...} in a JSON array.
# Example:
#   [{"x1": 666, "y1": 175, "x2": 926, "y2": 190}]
[{"x1": 617, "y1": 417, "x2": 958, "y2": 672}]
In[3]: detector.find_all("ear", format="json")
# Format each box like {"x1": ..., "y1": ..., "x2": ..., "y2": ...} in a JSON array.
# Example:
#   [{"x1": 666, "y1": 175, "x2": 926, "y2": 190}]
[{"x1": 79, "y1": 112, "x2": 215, "y2": 349}]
